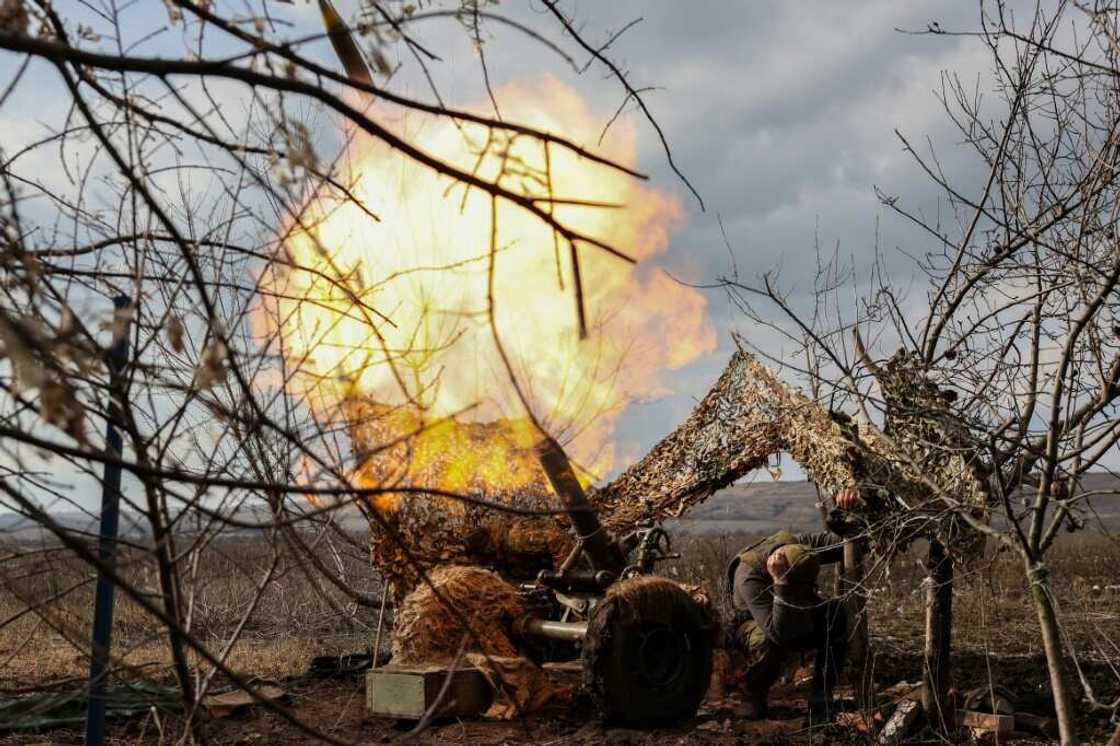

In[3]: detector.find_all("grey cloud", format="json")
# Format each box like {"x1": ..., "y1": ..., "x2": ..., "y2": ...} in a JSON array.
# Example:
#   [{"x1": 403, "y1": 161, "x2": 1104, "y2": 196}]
[
  {"x1": 313, "y1": 1, "x2": 1009, "y2": 473},
  {"x1": 0, "y1": 2, "x2": 1023, "y2": 493}
]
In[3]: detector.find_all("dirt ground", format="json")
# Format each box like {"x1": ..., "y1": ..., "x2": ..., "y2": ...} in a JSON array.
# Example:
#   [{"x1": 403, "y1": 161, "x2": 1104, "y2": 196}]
[
  {"x1": 2, "y1": 535, "x2": 1119, "y2": 744},
  {"x1": 0, "y1": 670, "x2": 888, "y2": 745},
  {"x1": 4, "y1": 651, "x2": 1116, "y2": 746}
]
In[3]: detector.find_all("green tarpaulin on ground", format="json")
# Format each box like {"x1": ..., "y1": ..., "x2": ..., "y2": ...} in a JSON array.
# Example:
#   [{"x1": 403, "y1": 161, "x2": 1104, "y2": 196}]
[{"x1": 0, "y1": 682, "x2": 181, "y2": 733}]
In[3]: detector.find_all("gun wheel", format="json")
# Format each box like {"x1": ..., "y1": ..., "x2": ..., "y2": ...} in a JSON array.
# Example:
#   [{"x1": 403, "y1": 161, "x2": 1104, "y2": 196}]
[{"x1": 581, "y1": 576, "x2": 713, "y2": 726}]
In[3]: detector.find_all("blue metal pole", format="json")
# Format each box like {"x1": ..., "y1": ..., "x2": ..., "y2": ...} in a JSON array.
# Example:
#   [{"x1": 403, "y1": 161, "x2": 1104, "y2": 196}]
[{"x1": 84, "y1": 295, "x2": 132, "y2": 746}]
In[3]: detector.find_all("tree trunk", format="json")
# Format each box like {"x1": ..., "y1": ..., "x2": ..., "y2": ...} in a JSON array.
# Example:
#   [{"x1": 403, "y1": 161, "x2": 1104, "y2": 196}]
[
  {"x1": 839, "y1": 541, "x2": 872, "y2": 710},
  {"x1": 1026, "y1": 558, "x2": 1079, "y2": 745},
  {"x1": 922, "y1": 539, "x2": 954, "y2": 732}
]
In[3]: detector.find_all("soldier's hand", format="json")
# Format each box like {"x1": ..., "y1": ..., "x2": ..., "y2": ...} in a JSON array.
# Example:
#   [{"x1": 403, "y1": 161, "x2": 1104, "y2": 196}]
[
  {"x1": 834, "y1": 487, "x2": 861, "y2": 510},
  {"x1": 1050, "y1": 478, "x2": 1070, "y2": 499},
  {"x1": 766, "y1": 551, "x2": 791, "y2": 585}
]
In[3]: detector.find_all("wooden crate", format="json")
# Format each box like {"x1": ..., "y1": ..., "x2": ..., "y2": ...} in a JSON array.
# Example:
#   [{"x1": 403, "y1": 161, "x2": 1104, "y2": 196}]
[{"x1": 365, "y1": 664, "x2": 490, "y2": 720}]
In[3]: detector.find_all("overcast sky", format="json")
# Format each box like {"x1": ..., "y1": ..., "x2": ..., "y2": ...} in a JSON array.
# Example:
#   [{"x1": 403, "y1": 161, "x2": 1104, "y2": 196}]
[
  {"x1": 1, "y1": 2, "x2": 1010, "y2": 509},
  {"x1": 452, "y1": 2, "x2": 994, "y2": 478},
  {"x1": 292, "y1": 1, "x2": 996, "y2": 478}
]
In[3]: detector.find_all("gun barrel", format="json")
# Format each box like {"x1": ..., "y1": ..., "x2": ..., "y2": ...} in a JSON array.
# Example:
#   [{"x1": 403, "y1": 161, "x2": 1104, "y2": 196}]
[
  {"x1": 534, "y1": 435, "x2": 625, "y2": 573},
  {"x1": 517, "y1": 617, "x2": 588, "y2": 643}
]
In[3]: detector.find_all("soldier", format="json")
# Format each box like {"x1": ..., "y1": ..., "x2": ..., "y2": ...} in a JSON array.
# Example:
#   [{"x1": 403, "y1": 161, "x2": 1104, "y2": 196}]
[{"x1": 726, "y1": 487, "x2": 862, "y2": 722}]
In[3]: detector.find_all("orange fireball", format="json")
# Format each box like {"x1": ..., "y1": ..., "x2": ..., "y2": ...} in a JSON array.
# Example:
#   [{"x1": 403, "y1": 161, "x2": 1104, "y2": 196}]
[{"x1": 258, "y1": 76, "x2": 714, "y2": 501}]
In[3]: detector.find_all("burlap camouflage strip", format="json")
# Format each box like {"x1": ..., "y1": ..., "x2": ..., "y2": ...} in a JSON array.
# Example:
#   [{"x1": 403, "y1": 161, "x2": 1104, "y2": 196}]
[{"x1": 357, "y1": 340, "x2": 990, "y2": 599}]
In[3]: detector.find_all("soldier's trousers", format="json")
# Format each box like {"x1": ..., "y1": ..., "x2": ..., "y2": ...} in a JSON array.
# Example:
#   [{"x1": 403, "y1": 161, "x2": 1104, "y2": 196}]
[{"x1": 734, "y1": 599, "x2": 850, "y2": 702}]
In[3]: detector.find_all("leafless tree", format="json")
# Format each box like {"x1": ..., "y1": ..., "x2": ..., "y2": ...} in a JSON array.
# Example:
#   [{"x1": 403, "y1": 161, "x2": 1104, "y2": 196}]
[
  {"x1": 0, "y1": 1, "x2": 685, "y2": 740},
  {"x1": 720, "y1": 2, "x2": 1120, "y2": 742}
]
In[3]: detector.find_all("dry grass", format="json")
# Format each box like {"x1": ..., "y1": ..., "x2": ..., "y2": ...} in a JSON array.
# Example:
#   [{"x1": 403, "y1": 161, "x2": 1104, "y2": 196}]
[
  {"x1": 667, "y1": 531, "x2": 1120, "y2": 648},
  {"x1": 666, "y1": 530, "x2": 1120, "y2": 727},
  {"x1": 6, "y1": 531, "x2": 1118, "y2": 689},
  {"x1": 0, "y1": 537, "x2": 380, "y2": 691},
  {"x1": 1, "y1": 529, "x2": 1118, "y2": 742}
]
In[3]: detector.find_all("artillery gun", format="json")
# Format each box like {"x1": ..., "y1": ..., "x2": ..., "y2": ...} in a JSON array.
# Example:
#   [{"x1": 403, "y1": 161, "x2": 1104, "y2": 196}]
[
  {"x1": 367, "y1": 433, "x2": 715, "y2": 726},
  {"x1": 371, "y1": 346, "x2": 981, "y2": 724},
  {"x1": 511, "y1": 436, "x2": 714, "y2": 726}
]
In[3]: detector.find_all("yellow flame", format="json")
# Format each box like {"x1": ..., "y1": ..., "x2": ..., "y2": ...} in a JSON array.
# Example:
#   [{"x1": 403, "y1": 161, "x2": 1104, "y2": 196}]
[{"x1": 259, "y1": 76, "x2": 715, "y2": 502}]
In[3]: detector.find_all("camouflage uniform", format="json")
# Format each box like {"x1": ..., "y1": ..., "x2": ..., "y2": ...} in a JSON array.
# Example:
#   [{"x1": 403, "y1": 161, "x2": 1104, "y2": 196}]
[{"x1": 726, "y1": 530, "x2": 851, "y2": 720}]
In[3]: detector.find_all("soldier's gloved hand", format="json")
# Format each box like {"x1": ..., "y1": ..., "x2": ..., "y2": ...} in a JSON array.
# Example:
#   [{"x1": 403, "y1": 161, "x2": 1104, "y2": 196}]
[
  {"x1": 766, "y1": 551, "x2": 791, "y2": 585},
  {"x1": 834, "y1": 487, "x2": 861, "y2": 510}
]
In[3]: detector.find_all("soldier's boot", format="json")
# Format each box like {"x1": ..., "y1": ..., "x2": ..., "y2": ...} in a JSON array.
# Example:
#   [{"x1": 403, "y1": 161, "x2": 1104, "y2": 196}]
[
  {"x1": 738, "y1": 685, "x2": 770, "y2": 720},
  {"x1": 736, "y1": 621, "x2": 786, "y2": 721},
  {"x1": 805, "y1": 601, "x2": 847, "y2": 727},
  {"x1": 805, "y1": 649, "x2": 840, "y2": 726},
  {"x1": 805, "y1": 678, "x2": 834, "y2": 725}
]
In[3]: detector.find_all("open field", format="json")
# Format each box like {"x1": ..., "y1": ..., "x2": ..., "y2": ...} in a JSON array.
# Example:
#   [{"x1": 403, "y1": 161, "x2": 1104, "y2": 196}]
[
  {"x1": 1, "y1": 528, "x2": 1118, "y2": 744},
  {"x1": 0, "y1": 536, "x2": 380, "y2": 689}
]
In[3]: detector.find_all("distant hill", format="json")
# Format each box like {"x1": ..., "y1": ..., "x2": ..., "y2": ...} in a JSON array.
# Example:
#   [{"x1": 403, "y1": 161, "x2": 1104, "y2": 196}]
[
  {"x1": 669, "y1": 473, "x2": 1120, "y2": 535},
  {"x1": 0, "y1": 510, "x2": 96, "y2": 535},
  {"x1": 0, "y1": 509, "x2": 153, "y2": 544},
  {"x1": 668, "y1": 480, "x2": 825, "y2": 535},
  {"x1": 3, "y1": 475, "x2": 1117, "y2": 543}
]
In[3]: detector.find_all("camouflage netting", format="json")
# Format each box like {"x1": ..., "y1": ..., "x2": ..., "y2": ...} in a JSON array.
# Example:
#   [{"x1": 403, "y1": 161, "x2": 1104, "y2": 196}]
[
  {"x1": 372, "y1": 508, "x2": 572, "y2": 602},
  {"x1": 593, "y1": 347, "x2": 866, "y2": 528},
  {"x1": 392, "y1": 566, "x2": 557, "y2": 716},
  {"x1": 345, "y1": 399, "x2": 575, "y2": 598},
  {"x1": 390, "y1": 565, "x2": 529, "y2": 664},
  {"x1": 359, "y1": 343, "x2": 991, "y2": 600},
  {"x1": 597, "y1": 342, "x2": 991, "y2": 556},
  {"x1": 856, "y1": 347, "x2": 991, "y2": 554},
  {"x1": 598, "y1": 574, "x2": 711, "y2": 627},
  {"x1": 593, "y1": 344, "x2": 989, "y2": 557},
  {"x1": 392, "y1": 565, "x2": 557, "y2": 718},
  {"x1": 464, "y1": 653, "x2": 555, "y2": 719}
]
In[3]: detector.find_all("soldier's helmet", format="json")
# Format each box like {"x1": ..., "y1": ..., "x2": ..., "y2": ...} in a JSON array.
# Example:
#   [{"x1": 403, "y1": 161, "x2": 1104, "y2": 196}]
[{"x1": 771, "y1": 543, "x2": 820, "y2": 585}]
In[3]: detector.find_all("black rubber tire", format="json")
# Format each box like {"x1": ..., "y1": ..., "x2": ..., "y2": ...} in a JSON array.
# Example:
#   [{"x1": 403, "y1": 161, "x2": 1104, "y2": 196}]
[{"x1": 581, "y1": 576, "x2": 713, "y2": 726}]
